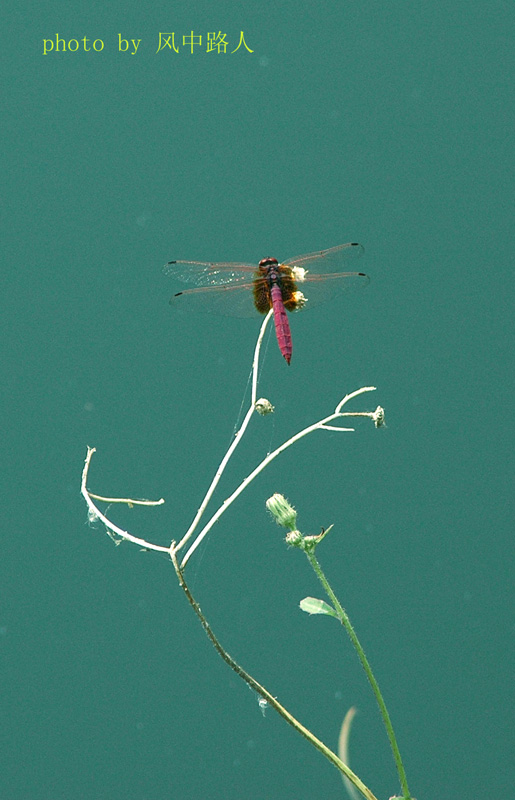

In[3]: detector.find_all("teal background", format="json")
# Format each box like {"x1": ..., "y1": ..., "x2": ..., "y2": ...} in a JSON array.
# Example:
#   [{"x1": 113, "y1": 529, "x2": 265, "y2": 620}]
[{"x1": 2, "y1": 1, "x2": 513, "y2": 798}]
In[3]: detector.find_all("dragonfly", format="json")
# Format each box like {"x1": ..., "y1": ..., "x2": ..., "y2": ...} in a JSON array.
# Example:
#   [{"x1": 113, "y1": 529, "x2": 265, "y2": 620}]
[{"x1": 163, "y1": 242, "x2": 369, "y2": 364}]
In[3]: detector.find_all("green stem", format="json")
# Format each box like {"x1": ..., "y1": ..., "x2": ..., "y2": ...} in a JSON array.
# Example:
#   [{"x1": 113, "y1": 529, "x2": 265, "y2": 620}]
[
  {"x1": 170, "y1": 546, "x2": 380, "y2": 800},
  {"x1": 305, "y1": 548, "x2": 412, "y2": 800}
]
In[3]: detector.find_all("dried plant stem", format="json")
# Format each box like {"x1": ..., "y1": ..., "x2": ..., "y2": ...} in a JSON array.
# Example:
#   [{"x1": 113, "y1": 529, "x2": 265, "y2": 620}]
[
  {"x1": 179, "y1": 385, "x2": 378, "y2": 567},
  {"x1": 174, "y1": 310, "x2": 273, "y2": 554},
  {"x1": 87, "y1": 493, "x2": 165, "y2": 506},
  {"x1": 81, "y1": 447, "x2": 170, "y2": 553},
  {"x1": 170, "y1": 547, "x2": 380, "y2": 800}
]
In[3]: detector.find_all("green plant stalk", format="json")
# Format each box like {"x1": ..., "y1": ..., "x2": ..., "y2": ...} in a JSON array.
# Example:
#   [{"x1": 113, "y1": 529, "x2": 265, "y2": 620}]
[
  {"x1": 304, "y1": 548, "x2": 412, "y2": 800},
  {"x1": 170, "y1": 546, "x2": 380, "y2": 800}
]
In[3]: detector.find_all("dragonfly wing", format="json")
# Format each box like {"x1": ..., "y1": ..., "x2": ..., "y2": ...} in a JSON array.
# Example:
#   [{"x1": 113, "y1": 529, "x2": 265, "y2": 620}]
[
  {"x1": 284, "y1": 242, "x2": 364, "y2": 272},
  {"x1": 289, "y1": 270, "x2": 370, "y2": 311},
  {"x1": 163, "y1": 245, "x2": 368, "y2": 317},
  {"x1": 163, "y1": 260, "x2": 256, "y2": 287},
  {"x1": 170, "y1": 281, "x2": 266, "y2": 318}
]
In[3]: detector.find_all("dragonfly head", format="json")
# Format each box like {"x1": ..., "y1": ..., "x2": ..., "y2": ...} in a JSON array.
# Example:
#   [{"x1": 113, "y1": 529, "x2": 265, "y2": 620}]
[{"x1": 258, "y1": 257, "x2": 279, "y2": 269}]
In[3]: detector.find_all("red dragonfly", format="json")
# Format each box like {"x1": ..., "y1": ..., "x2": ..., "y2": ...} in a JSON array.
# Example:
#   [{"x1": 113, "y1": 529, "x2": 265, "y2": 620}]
[{"x1": 163, "y1": 242, "x2": 369, "y2": 364}]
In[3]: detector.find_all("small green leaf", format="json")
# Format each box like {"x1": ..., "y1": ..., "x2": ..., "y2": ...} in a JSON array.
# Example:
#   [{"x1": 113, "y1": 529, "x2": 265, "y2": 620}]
[{"x1": 300, "y1": 596, "x2": 338, "y2": 617}]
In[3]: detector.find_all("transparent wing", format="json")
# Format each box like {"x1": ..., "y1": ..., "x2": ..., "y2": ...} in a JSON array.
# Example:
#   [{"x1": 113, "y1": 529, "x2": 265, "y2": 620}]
[
  {"x1": 169, "y1": 270, "x2": 369, "y2": 317},
  {"x1": 163, "y1": 259, "x2": 257, "y2": 288},
  {"x1": 283, "y1": 242, "x2": 364, "y2": 271},
  {"x1": 280, "y1": 242, "x2": 368, "y2": 310},
  {"x1": 170, "y1": 281, "x2": 264, "y2": 318},
  {"x1": 164, "y1": 243, "x2": 369, "y2": 318},
  {"x1": 293, "y1": 269, "x2": 369, "y2": 310}
]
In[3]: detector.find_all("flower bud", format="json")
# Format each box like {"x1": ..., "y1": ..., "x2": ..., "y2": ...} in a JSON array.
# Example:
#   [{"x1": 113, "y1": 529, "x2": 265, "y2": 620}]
[
  {"x1": 285, "y1": 530, "x2": 303, "y2": 547},
  {"x1": 373, "y1": 405, "x2": 385, "y2": 428},
  {"x1": 255, "y1": 398, "x2": 274, "y2": 416},
  {"x1": 266, "y1": 493, "x2": 298, "y2": 531}
]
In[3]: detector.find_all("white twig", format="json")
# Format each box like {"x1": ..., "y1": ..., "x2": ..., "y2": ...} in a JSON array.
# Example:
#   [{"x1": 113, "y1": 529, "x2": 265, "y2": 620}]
[
  {"x1": 174, "y1": 310, "x2": 273, "y2": 554},
  {"x1": 179, "y1": 387, "x2": 378, "y2": 568},
  {"x1": 81, "y1": 447, "x2": 170, "y2": 554},
  {"x1": 81, "y1": 319, "x2": 382, "y2": 568},
  {"x1": 88, "y1": 492, "x2": 165, "y2": 506},
  {"x1": 80, "y1": 312, "x2": 273, "y2": 555},
  {"x1": 334, "y1": 386, "x2": 377, "y2": 413}
]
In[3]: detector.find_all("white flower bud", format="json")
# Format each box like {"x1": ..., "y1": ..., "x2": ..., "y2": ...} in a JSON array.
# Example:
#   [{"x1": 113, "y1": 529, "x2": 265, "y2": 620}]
[{"x1": 255, "y1": 398, "x2": 274, "y2": 416}]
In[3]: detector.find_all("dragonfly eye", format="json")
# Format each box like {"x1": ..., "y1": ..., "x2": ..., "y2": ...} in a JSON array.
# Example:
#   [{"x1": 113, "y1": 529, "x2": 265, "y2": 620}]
[{"x1": 258, "y1": 257, "x2": 278, "y2": 268}]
